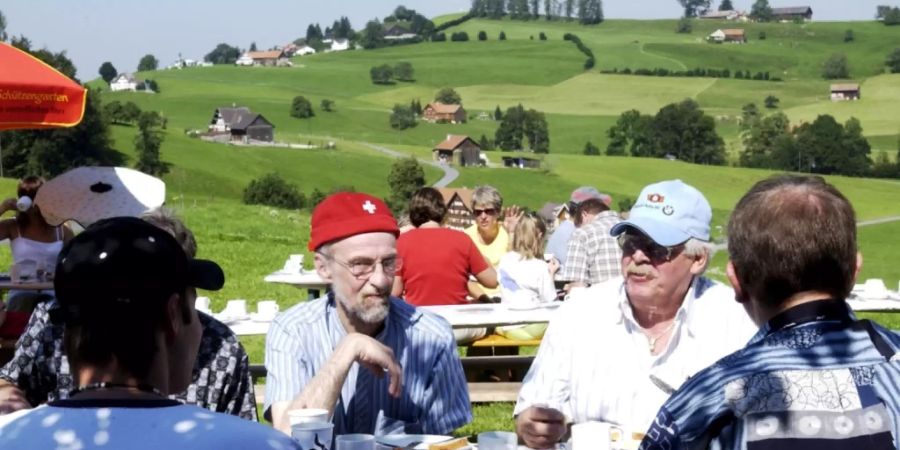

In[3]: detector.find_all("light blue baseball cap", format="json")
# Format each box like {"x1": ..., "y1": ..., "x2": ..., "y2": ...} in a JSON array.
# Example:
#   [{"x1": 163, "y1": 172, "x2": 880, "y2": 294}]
[{"x1": 610, "y1": 180, "x2": 711, "y2": 246}]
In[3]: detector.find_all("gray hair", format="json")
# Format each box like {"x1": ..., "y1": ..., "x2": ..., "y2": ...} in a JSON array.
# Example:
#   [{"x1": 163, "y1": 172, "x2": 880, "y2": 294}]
[
  {"x1": 472, "y1": 185, "x2": 503, "y2": 210},
  {"x1": 683, "y1": 238, "x2": 715, "y2": 271},
  {"x1": 141, "y1": 207, "x2": 198, "y2": 258}
]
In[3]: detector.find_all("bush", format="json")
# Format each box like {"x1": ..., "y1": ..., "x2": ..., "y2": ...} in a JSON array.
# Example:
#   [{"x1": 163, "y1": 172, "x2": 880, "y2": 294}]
[
  {"x1": 764, "y1": 95, "x2": 780, "y2": 108},
  {"x1": 583, "y1": 141, "x2": 600, "y2": 155},
  {"x1": 451, "y1": 31, "x2": 470, "y2": 42},
  {"x1": 676, "y1": 17, "x2": 692, "y2": 34},
  {"x1": 432, "y1": 32, "x2": 447, "y2": 42},
  {"x1": 243, "y1": 173, "x2": 305, "y2": 209},
  {"x1": 393, "y1": 62, "x2": 415, "y2": 82},
  {"x1": 390, "y1": 104, "x2": 417, "y2": 130},
  {"x1": 539, "y1": 32, "x2": 547, "y2": 40},
  {"x1": 822, "y1": 53, "x2": 850, "y2": 79},
  {"x1": 478, "y1": 30, "x2": 488, "y2": 41},
  {"x1": 886, "y1": 48, "x2": 900, "y2": 73},
  {"x1": 844, "y1": 29, "x2": 854, "y2": 43},
  {"x1": 290, "y1": 96, "x2": 314, "y2": 119},
  {"x1": 320, "y1": 99, "x2": 334, "y2": 112},
  {"x1": 370, "y1": 64, "x2": 394, "y2": 84},
  {"x1": 758, "y1": 31, "x2": 766, "y2": 40},
  {"x1": 499, "y1": 31, "x2": 507, "y2": 40}
]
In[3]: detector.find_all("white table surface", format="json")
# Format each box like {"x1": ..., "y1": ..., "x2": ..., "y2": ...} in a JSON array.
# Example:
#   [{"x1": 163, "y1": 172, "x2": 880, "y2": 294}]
[{"x1": 263, "y1": 270, "x2": 329, "y2": 288}]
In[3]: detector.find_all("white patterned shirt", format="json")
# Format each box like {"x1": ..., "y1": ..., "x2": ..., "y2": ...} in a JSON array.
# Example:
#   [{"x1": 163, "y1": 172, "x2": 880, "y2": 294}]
[
  {"x1": 515, "y1": 276, "x2": 757, "y2": 432},
  {"x1": 264, "y1": 294, "x2": 472, "y2": 435},
  {"x1": 560, "y1": 211, "x2": 622, "y2": 285}
]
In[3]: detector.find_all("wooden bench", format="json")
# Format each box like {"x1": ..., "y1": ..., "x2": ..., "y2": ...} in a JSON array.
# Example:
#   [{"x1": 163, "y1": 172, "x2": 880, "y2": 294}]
[
  {"x1": 470, "y1": 334, "x2": 541, "y2": 348},
  {"x1": 249, "y1": 356, "x2": 535, "y2": 382}
]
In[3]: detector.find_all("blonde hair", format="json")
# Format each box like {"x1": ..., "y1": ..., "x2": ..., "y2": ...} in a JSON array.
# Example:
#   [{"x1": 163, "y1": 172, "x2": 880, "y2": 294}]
[{"x1": 511, "y1": 214, "x2": 546, "y2": 260}]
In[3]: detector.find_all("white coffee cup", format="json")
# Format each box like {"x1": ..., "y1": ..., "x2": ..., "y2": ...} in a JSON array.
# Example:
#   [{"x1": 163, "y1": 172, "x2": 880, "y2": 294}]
[
  {"x1": 291, "y1": 421, "x2": 333, "y2": 449},
  {"x1": 284, "y1": 254, "x2": 304, "y2": 273},
  {"x1": 257, "y1": 300, "x2": 279, "y2": 318},
  {"x1": 15, "y1": 196, "x2": 32, "y2": 212},
  {"x1": 571, "y1": 421, "x2": 625, "y2": 450},
  {"x1": 288, "y1": 408, "x2": 330, "y2": 425},
  {"x1": 195, "y1": 296, "x2": 211, "y2": 312},
  {"x1": 223, "y1": 299, "x2": 247, "y2": 318}
]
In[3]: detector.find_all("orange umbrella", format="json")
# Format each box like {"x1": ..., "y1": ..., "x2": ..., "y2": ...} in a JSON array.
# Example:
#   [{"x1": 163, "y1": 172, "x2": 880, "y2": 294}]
[{"x1": 0, "y1": 42, "x2": 87, "y2": 130}]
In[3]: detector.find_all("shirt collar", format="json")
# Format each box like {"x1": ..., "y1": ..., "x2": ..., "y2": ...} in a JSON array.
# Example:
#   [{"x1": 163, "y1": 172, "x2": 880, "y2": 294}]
[{"x1": 616, "y1": 276, "x2": 708, "y2": 337}]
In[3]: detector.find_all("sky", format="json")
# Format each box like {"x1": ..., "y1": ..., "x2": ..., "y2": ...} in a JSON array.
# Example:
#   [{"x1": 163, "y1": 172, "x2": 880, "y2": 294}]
[{"x1": 2, "y1": 0, "x2": 887, "y2": 80}]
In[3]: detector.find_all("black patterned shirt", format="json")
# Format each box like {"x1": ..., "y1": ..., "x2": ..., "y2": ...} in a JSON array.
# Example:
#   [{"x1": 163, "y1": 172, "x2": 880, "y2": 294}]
[{"x1": 0, "y1": 300, "x2": 257, "y2": 421}]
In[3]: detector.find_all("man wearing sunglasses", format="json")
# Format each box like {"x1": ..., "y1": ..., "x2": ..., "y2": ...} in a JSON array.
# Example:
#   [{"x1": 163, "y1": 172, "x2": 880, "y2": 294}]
[
  {"x1": 515, "y1": 180, "x2": 756, "y2": 449},
  {"x1": 642, "y1": 176, "x2": 896, "y2": 450},
  {"x1": 265, "y1": 192, "x2": 471, "y2": 436}
]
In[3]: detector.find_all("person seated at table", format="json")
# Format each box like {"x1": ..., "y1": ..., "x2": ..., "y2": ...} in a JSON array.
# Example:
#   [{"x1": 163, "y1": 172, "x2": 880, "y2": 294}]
[
  {"x1": 496, "y1": 213, "x2": 557, "y2": 341},
  {"x1": 265, "y1": 192, "x2": 471, "y2": 436},
  {"x1": 641, "y1": 175, "x2": 898, "y2": 450},
  {"x1": 0, "y1": 217, "x2": 300, "y2": 449},
  {"x1": 0, "y1": 176, "x2": 74, "y2": 313},
  {"x1": 465, "y1": 185, "x2": 522, "y2": 302},
  {"x1": 514, "y1": 180, "x2": 757, "y2": 449},
  {"x1": 545, "y1": 186, "x2": 611, "y2": 276},
  {"x1": 392, "y1": 187, "x2": 497, "y2": 343},
  {"x1": 0, "y1": 208, "x2": 258, "y2": 421}
]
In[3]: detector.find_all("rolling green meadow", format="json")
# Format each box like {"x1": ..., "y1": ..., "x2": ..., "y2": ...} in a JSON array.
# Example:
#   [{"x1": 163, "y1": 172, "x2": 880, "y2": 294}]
[{"x1": 7, "y1": 13, "x2": 900, "y2": 432}]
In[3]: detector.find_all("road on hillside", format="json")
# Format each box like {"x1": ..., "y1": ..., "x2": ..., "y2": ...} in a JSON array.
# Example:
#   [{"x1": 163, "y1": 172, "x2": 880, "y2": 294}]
[
  {"x1": 362, "y1": 143, "x2": 459, "y2": 188},
  {"x1": 711, "y1": 215, "x2": 900, "y2": 252}
]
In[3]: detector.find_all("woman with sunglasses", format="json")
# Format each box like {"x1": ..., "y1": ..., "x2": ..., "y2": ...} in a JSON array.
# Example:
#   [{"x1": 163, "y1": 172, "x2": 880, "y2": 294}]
[
  {"x1": 464, "y1": 185, "x2": 522, "y2": 302},
  {"x1": 0, "y1": 176, "x2": 74, "y2": 314}
]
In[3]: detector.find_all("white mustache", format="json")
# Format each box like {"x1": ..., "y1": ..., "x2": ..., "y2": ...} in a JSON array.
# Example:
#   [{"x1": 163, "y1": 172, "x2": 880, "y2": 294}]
[{"x1": 626, "y1": 263, "x2": 654, "y2": 278}]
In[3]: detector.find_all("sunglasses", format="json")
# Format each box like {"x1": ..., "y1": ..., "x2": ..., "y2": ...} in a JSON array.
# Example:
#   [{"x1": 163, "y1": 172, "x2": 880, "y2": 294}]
[
  {"x1": 474, "y1": 208, "x2": 498, "y2": 217},
  {"x1": 616, "y1": 233, "x2": 684, "y2": 263}
]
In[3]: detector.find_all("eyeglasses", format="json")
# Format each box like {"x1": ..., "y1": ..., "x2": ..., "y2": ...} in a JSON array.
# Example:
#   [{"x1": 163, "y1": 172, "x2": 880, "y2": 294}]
[
  {"x1": 616, "y1": 233, "x2": 684, "y2": 263},
  {"x1": 474, "y1": 208, "x2": 498, "y2": 217},
  {"x1": 319, "y1": 253, "x2": 402, "y2": 278}
]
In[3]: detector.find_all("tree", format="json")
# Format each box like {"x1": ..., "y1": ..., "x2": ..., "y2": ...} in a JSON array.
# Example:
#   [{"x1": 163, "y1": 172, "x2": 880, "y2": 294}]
[
  {"x1": 676, "y1": 17, "x2": 693, "y2": 33},
  {"x1": 764, "y1": 95, "x2": 780, "y2": 109},
  {"x1": 884, "y1": 7, "x2": 900, "y2": 25},
  {"x1": 606, "y1": 109, "x2": 654, "y2": 156},
  {"x1": 719, "y1": 0, "x2": 734, "y2": 10},
  {"x1": 530, "y1": 0, "x2": 541, "y2": 18},
  {"x1": 290, "y1": 96, "x2": 315, "y2": 119},
  {"x1": 370, "y1": 64, "x2": 394, "y2": 84},
  {"x1": 360, "y1": 20, "x2": 386, "y2": 49},
  {"x1": 205, "y1": 43, "x2": 241, "y2": 64},
  {"x1": 120, "y1": 101, "x2": 142, "y2": 124},
  {"x1": 539, "y1": 31, "x2": 547, "y2": 40},
  {"x1": 103, "y1": 101, "x2": 124, "y2": 124},
  {"x1": 651, "y1": 99, "x2": 726, "y2": 164},
  {"x1": 822, "y1": 53, "x2": 850, "y2": 79},
  {"x1": 499, "y1": 31, "x2": 507, "y2": 40},
  {"x1": 740, "y1": 112, "x2": 790, "y2": 168},
  {"x1": 577, "y1": 0, "x2": 604, "y2": 25},
  {"x1": 678, "y1": 0, "x2": 711, "y2": 18},
  {"x1": 243, "y1": 173, "x2": 305, "y2": 210},
  {"x1": 410, "y1": 99, "x2": 422, "y2": 115},
  {"x1": 478, "y1": 30, "x2": 488, "y2": 41},
  {"x1": 877, "y1": 5, "x2": 892, "y2": 19},
  {"x1": 137, "y1": 54, "x2": 158, "y2": 72},
  {"x1": 886, "y1": 48, "x2": 900, "y2": 73},
  {"x1": 0, "y1": 10, "x2": 7, "y2": 41},
  {"x1": 495, "y1": 104, "x2": 526, "y2": 150},
  {"x1": 494, "y1": 105, "x2": 503, "y2": 121},
  {"x1": 387, "y1": 157, "x2": 425, "y2": 212},
  {"x1": 320, "y1": 99, "x2": 335, "y2": 112},
  {"x1": 583, "y1": 141, "x2": 601, "y2": 155},
  {"x1": 781, "y1": 115, "x2": 871, "y2": 175},
  {"x1": 750, "y1": 0, "x2": 773, "y2": 21},
  {"x1": 564, "y1": 0, "x2": 576, "y2": 19},
  {"x1": 306, "y1": 23, "x2": 324, "y2": 42},
  {"x1": 133, "y1": 111, "x2": 169, "y2": 177},
  {"x1": 249, "y1": 42, "x2": 258, "y2": 52},
  {"x1": 479, "y1": 134, "x2": 494, "y2": 150},
  {"x1": 394, "y1": 61, "x2": 415, "y2": 81},
  {"x1": 740, "y1": 103, "x2": 760, "y2": 131},
  {"x1": 389, "y1": 104, "x2": 417, "y2": 130},
  {"x1": 545, "y1": 0, "x2": 557, "y2": 19},
  {"x1": 432, "y1": 32, "x2": 447, "y2": 42},
  {"x1": 435, "y1": 87, "x2": 462, "y2": 105},
  {"x1": 844, "y1": 29, "x2": 855, "y2": 42},
  {"x1": 451, "y1": 31, "x2": 470, "y2": 41},
  {"x1": 99, "y1": 61, "x2": 118, "y2": 84},
  {"x1": 523, "y1": 109, "x2": 550, "y2": 153}
]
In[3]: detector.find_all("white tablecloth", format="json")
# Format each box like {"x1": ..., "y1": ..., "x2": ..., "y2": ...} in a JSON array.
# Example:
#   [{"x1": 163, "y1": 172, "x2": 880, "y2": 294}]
[{"x1": 263, "y1": 270, "x2": 328, "y2": 289}]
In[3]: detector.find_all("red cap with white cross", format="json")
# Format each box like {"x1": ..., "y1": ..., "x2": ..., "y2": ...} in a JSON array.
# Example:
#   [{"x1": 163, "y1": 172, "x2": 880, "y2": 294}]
[{"x1": 307, "y1": 192, "x2": 399, "y2": 251}]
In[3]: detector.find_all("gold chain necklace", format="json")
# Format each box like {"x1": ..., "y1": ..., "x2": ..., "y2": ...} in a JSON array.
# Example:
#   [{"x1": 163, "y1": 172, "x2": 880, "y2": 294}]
[{"x1": 644, "y1": 320, "x2": 677, "y2": 353}]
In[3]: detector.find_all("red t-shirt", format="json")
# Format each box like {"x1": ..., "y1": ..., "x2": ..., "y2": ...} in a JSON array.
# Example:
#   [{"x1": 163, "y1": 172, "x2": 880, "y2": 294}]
[{"x1": 396, "y1": 227, "x2": 490, "y2": 306}]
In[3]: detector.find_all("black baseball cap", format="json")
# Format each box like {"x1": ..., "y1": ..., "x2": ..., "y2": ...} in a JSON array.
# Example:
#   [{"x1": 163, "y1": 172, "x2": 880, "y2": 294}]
[{"x1": 53, "y1": 217, "x2": 224, "y2": 324}]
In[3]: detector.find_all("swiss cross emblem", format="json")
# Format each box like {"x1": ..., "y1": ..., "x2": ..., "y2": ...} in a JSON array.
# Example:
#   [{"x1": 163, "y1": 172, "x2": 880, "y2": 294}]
[
  {"x1": 362, "y1": 200, "x2": 377, "y2": 214},
  {"x1": 647, "y1": 193, "x2": 665, "y2": 203}
]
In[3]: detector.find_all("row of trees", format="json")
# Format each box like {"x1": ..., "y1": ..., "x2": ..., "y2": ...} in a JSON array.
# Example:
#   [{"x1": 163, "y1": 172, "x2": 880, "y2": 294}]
[
  {"x1": 876, "y1": 5, "x2": 900, "y2": 25},
  {"x1": 470, "y1": 0, "x2": 603, "y2": 24},
  {"x1": 289, "y1": 97, "x2": 336, "y2": 119},
  {"x1": 563, "y1": 33, "x2": 595, "y2": 69},
  {"x1": 605, "y1": 100, "x2": 727, "y2": 165},
  {"x1": 370, "y1": 62, "x2": 415, "y2": 84}
]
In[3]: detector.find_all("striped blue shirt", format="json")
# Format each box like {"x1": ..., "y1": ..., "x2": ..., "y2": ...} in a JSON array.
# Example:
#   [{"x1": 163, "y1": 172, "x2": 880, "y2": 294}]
[
  {"x1": 640, "y1": 300, "x2": 900, "y2": 450},
  {"x1": 264, "y1": 294, "x2": 472, "y2": 435}
]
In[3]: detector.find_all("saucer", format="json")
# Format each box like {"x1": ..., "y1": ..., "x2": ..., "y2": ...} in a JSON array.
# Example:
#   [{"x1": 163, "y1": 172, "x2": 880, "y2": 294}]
[{"x1": 250, "y1": 313, "x2": 277, "y2": 322}]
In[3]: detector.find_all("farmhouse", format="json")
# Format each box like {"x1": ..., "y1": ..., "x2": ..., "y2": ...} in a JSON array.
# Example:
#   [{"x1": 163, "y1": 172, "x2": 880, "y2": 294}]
[
  {"x1": 208, "y1": 107, "x2": 275, "y2": 142},
  {"x1": 772, "y1": 6, "x2": 813, "y2": 21},
  {"x1": 709, "y1": 29, "x2": 746, "y2": 43},
  {"x1": 538, "y1": 202, "x2": 569, "y2": 229},
  {"x1": 110, "y1": 73, "x2": 138, "y2": 91},
  {"x1": 423, "y1": 102, "x2": 466, "y2": 123},
  {"x1": 436, "y1": 188, "x2": 475, "y2": 230},
  {"x1": 433, "y1": 135, "x2": 482, "y2": 166},
  {"x1": 700, "y1": 10, "x2": 745, "y2": 20},
  {"x1": 325, "y1": 38, "x2": 350, "y2": 52},
  {"x1": 502, "y1": 155, "x2": 541, "y2": 169},
  {"x1": 830, "y1": 83, "x2": 860, "y2": 101},
  {"x1": 237, "y1": 50, "x2": 288, "y2": 67}
]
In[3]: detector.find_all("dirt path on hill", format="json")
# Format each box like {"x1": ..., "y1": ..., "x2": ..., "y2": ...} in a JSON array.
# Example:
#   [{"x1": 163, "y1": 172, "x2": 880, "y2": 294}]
[
  {"x1": 362, "y1": 142, "x2": 459, "y2": 188},
  {"x1": 638, "y1": 42, "x2": 688, "y2": 70}
]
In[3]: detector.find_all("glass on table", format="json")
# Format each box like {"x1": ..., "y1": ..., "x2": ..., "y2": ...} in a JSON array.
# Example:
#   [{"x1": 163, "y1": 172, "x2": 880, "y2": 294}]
[
  {"x1": 478, "y1": 431, "x2": 517, "y2": 450},
  {"x1": 336, "y1": 433, "x2": 375, "y2": 450}
]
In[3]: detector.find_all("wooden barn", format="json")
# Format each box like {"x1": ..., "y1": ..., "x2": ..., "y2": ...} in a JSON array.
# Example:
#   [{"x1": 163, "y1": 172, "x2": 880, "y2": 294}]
[
  {"x1": 433, "y1": 135, "x2": 482, "y2": 166},
  {"x1": 423, "y1": 102, "x2": 467, "y2": 123}
]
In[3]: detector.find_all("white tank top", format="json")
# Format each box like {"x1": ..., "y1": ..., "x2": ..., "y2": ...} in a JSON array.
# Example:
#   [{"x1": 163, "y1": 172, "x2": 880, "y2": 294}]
[{"x1": 10, "y1": 222, "x2": 63, "y2": 265}]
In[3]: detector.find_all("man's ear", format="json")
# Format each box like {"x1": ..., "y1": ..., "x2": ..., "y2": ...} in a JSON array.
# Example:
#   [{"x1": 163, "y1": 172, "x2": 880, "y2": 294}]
[
  {"x1": 726, "y1": 261, "x2": 748, "y2": 304},
  {"x1": 163, "y1": 293, "x2": 182, "y2": 343},
  {"x1": 314, "y1": 252, "x2": 333, "y2": 283},
  {"x1": 854, "y1": 251, "x2": 864, "y2": 282},
  {"x1": 688, "y1": 249, "x2": 709, "y2": 276}
]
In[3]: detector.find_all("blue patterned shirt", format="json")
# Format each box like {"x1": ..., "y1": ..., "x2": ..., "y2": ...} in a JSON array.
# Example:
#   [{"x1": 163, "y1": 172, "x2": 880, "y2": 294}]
[
  {"x1": 264, "y1": 294, "x2": 472, "y2": 435},
  {"x1": 640, "y1": 300, "x2": 900, "y2": 450}
]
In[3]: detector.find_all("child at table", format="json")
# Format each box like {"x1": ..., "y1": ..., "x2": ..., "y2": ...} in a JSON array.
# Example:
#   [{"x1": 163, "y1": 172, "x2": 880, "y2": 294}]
[{"x1": 497, "y1": 213, "x2": 557, "y2": 340}]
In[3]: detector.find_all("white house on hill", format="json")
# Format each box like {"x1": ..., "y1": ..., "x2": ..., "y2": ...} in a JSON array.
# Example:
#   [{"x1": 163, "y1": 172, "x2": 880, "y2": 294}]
[
  {"x1": 295, "y1": 45, "x2": 316, "y2": 56},
  {"x1": 329, "y1": 38, "x2": 350, "y2": 52},
  {"x1": 110, "y1": 73, "x2": 138, "y2": 91}
]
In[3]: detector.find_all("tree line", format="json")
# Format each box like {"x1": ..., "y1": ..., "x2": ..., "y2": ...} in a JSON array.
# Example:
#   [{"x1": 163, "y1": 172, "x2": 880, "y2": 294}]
[
  {"x1": 470, "y1": 0, "x2": 604, "y2": 24},
  {"x1": 601, "y1": 67, "x2": 780, "y2": 81}
]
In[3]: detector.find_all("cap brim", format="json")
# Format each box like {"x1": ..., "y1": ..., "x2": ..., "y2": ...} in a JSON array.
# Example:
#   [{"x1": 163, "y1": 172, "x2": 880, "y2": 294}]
[
  {"x1": 610, "y1": 218, "x2": 691, "y2": 247},
  {"x1": 189, "y1": 259, "x2": 225, "y2": 291}
]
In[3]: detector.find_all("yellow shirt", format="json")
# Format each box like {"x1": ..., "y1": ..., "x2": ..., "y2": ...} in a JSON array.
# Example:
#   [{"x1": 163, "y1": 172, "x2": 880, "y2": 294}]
[{"x1": 464, "y1": 224, "x2": 509, "y2": 296}]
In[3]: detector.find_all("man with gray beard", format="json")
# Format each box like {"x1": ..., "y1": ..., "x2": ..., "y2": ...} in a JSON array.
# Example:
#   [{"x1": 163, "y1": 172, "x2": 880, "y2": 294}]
[
  {"x1": 515, "y1": 180, "x2": 757, "y2": 449},
  {"x1": 264, "y1": 192, "x2": 471, "y2": 436}
]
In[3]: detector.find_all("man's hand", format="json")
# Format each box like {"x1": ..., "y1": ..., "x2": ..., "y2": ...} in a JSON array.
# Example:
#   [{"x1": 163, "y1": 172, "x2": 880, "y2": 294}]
[
  {"x1": 516, "y1": 405, "x2": 567, "y2": 449},
  {"x1": 0, "y1": 382, "x2": 31, "y2": 414},
  {"x1": 342, "y1": 333, "x2": 402, "y2": 398}
]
